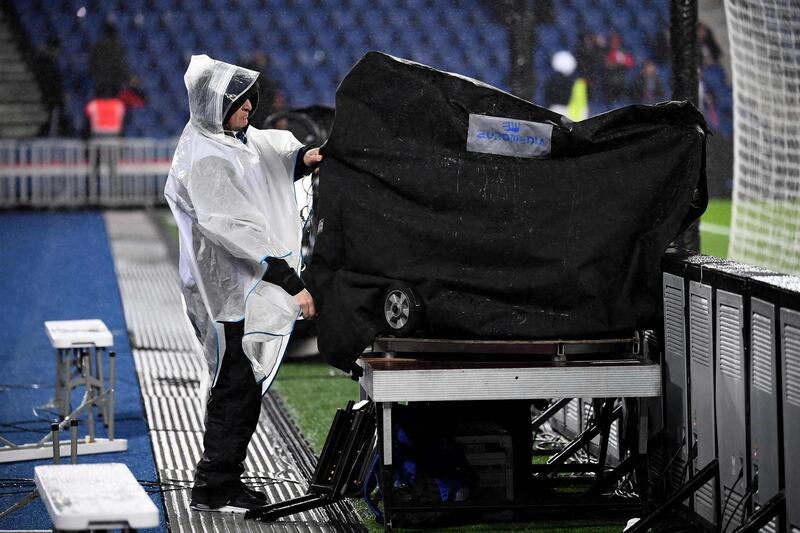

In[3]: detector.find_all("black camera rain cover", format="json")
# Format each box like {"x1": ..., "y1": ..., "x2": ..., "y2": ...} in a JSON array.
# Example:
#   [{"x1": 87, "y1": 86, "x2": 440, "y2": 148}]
[{"x1": 310, "y1": 52, "x2": 707, "y2": 369}]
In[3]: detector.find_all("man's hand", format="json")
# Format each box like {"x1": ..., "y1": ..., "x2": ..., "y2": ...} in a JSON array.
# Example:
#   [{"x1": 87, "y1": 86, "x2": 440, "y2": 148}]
[
  {"x1": 294, "y1": 289, "x2": 317, "y2": 319},
  {"x1": 303, "y1": 147, "x2": 323, "y2": 173}
]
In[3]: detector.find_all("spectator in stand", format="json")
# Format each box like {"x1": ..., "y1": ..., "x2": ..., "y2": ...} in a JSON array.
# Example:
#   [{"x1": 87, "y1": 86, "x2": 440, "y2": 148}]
[
  {"x1": 698, "y1": 21, "x2": 722, "y2": 65},
  {"x1": 631, "y1": 59, "x2": 666, "y2": 104},
  {"x1": 84, "y1": 94, "x2": 126, "y2": 137},
  {"x1": 545, "y1": 51, "x2": 589, "y2": 121},
  {"x1": 544, "y1": 51, "x2": 574, "y2": 112},
  {"x1": 84, "y1": 92, "x2": 126, "y2": 187},
  {"x1": 117, "y1": 75, "x2": 147, "y2": 134},
  {"x1": 648, "y1": 28, "x2": 670, "y2": 65},
  {"x1": 576, "y1": 32, "x2": 606, "y2": 99},
  {"x1": 699, "y1": 76, "x2": 721, "y2": 130},
  {"x1": 240, "y1": 51, "x2": 287, "y2": 129},
  {"x1": 117, "y1": 76, "x2": 147, "y2": 110},
  {"x1": 89, "y1": 22, "x2": 130, "y2": 97},
  {"x1": 604, "y1": 32, "x2": 635, "y2": 103},
  {"x1": 34, "y1": 37, "x2": 68, "y2": 136}
]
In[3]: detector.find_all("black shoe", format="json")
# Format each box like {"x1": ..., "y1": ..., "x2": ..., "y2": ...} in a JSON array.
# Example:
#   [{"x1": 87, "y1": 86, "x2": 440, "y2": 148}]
[
  {"x1": 190, "y1": 487, "x2": 266, "y2": 513},
  {"x1": 239, "y1": 483, "x2": 267, "y2": 503}
]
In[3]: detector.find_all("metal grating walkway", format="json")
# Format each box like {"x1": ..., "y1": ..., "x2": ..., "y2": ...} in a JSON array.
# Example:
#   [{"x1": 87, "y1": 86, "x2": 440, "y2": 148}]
[{"x1": 105, "y1": 210, "x2": 364, "y2": 532}]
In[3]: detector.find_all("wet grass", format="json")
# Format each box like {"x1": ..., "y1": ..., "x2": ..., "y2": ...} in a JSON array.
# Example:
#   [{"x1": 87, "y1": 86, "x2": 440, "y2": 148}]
[{"x1": 700, "y1": 198, "x2": 731, "y2": 258}]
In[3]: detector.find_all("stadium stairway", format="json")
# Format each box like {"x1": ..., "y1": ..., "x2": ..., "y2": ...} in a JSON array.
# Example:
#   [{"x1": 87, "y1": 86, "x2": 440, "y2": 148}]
[{"x1": 0, "y1": 9, "x2": 47, "y2": 138}]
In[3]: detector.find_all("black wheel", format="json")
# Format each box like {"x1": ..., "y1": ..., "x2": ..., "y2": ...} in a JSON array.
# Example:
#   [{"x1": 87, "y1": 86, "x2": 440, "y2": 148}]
[{"x1": 382, "y1": 284, "x2": 423, "y2": 337}]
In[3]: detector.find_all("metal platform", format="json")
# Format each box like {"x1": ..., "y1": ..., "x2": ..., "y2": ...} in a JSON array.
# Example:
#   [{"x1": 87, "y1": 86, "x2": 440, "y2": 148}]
[
  {"x1": 362, "y1": 335, "x2": 660, "y2": 402},
  {"x1": 359, "y1": 336, "x2": 661, "y2": 531},
  {"x1": 372, "y1": 334, "x2": 642, "y2": 356},
  {"x1": 361, "y1": 356, "x2": 661, "y2": 402}
]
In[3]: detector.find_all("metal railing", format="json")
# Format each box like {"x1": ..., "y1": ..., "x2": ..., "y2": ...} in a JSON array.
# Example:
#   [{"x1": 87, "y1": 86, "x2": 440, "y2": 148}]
[{"x1": 0, "y1": 138, "x2": 177, "y2": 208}]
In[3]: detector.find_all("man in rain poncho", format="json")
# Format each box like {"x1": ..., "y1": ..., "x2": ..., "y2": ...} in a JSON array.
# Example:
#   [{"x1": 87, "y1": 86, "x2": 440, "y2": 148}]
[{"x1": 165, "y1": 55, "x2": 321, "y2": 512}]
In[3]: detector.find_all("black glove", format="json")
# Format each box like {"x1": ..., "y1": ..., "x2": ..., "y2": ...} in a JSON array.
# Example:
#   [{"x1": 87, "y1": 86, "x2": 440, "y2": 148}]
[{"x1": 262, "y1": 257, "x2": 304, "y2": 296}]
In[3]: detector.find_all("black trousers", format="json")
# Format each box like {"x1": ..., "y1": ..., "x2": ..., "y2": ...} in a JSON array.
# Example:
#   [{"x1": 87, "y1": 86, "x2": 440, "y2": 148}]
[{"x1": 191, "y1": 320, "x2": 263, "y2": 507}]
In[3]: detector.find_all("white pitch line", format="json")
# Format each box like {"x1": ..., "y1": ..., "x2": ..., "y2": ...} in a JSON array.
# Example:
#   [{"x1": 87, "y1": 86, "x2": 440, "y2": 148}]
[{"x1": 700, "y1": 222, "x2": 730, "y2": 236}]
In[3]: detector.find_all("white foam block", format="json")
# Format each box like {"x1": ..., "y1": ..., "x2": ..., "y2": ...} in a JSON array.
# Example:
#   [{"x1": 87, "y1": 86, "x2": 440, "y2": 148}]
[
  {"x1": 34, "y1": 463, "x2": 159, "y2": 529},
  {"x1": 44, "y1": 319, "x2": 113, "y2": 348}
]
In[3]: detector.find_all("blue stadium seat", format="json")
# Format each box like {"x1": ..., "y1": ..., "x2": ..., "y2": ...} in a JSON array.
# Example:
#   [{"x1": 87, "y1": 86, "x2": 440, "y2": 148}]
[
  {"x1": 128, "y1": 50, "x2": 149, "y2": 76},
  {"x1": 356, "y1": 4, "x2": 384, "y2": 28},
  {"x1": 123, "y1": 0, "x2": 146, "y2": 13},
  {"x1": 608, "y1": 10, "x2": 632, "y2": 33},
  {"x1": 330, "y1": 9, "x2": 356, "y2": 29},
  {"x1": 172, "y1": 32, "x2": 197, "y2": 52},
  {"x1": 580, "y1": 9, "x2": 607, "y2": 34},
  {"x1": 269, "y1": 51, "x2": 291, "y2": 73},
  {"x1": 404, "y1": 0, "x2": 427, "y2": 11},
  {"x1": 368, "y1": 27, "x2": 395, "y2": 51},
  {"x1": 635, "y1": 11, "x2": 660, "y2": 36},
  {"x1": 188, "y1": 12, "x2": 216, "y2": 34},
  {"x1": 149, "y1": 0, "x2": 172, "y2": 12},
  {"x1": 275, "y1": 9, "x2": 300, "y2": 28},
  {"x1": 146, "y1": 33, "x2": 171, "y2": 54},
  {"x1": 536, "y1": 25, "x2": 562, "y2": 57},
  {"x1": 427, "y1": 31, "x2": 455, "y2": 54},
  {"x1": 390, "y1": 11, "x2": 412, "y2": 31},
  {"x1": 442, "y1": 8, "x2": 467, "y2": 30},
  {"x1": 311, "y1": 30, "x2": 338, "y2": 52},
  {"x1": 554, "y1": 6, "x2": 579, "y2": 30},
  {"x1": 345, "y1": 0, "x2": 371, "y2": 9},
  {"x1": 569, "y1": 0, "x2": 591, "y2": 13},
  {"x1": 199, "y1": 30, "x2": 225, "y2": 52},
  {"x1": 229, "y1": 31, "x2": 256, "y2": 54},
  {"x1": 703, "y1": 64, "x2": 728, "y2": 89}
]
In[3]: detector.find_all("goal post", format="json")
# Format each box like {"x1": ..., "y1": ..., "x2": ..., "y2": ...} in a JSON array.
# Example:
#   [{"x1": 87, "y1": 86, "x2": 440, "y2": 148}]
[{"x1": 724, "y1": 0, "x2": 800, "y2": 274}]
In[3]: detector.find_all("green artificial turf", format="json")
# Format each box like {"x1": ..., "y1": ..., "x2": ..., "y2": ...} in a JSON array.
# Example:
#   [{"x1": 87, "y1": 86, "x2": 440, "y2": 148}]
[
  {"x1": 273, "y1": 360, "x2": 626, "y2": 533},
  {"x1": 700, "y1": 198, "x2": 732, "y2": 258},
  {"x1": 272, "y1": 359, "x2": 361, "y2": 451}
]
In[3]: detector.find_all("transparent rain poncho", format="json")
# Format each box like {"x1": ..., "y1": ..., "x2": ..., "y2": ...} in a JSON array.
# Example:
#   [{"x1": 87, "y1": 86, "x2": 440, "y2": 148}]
[{"x1": 165, "y1": 55, "x2": 304, "y2": 396}]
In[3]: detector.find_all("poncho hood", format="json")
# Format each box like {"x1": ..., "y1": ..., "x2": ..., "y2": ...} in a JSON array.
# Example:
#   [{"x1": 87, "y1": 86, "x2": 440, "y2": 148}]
[{"x1": 184, "y1": 54, "x2": 259, "y2": 136}]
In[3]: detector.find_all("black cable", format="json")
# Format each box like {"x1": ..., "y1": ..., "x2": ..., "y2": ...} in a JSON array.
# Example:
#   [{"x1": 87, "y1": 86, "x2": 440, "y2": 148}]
[
  {"x1": 0, "y1": 420, "x2": 53, "y2": 431},
  {"x1": 737, "y1": 482, "x2": 759, "y2": 529},
  {"x1": 740, "y1": 472, "x2": 758, "y2": 523},
  {"x1": 138, "y1": 478, "x2": 192, "y2": 488},
  {"x1": 141, "y1": 474, "x2": 302, "y2": 494},
  {"x1": 678, "y1": 439, "x2": 696, "y2": 488},
  {"x1": 720, "y1": 467, "x2": 745, "y2": 533},
  {"x1": 145, "y1": 486, "x2": 192, "y2": 495},
  {"x1": 31, "y1": 406, "x2": 61, "y2": 422},
  {"x1": 0, "y1": 383, "x2": 52, "y2": 390},
  {"x1": 134, "y1": 478, "x2": 193, "y2": 495},
  {"x1": 584, "y1": 402, "x2": 596, "y2": 459},
  {"x1": 242, "y1": 474, "x2": 303, "y2": 486},
  {"x1": 652, "y1": 434, "x2": 687, "y2": 493},
  {"x1": 725, "y1": 474, "x2": 759, "y2": 533}
]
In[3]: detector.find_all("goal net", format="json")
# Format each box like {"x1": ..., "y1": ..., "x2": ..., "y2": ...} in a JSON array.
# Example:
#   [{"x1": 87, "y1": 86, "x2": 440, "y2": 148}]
[{"x1": 725, "y1": 0, "x2": 800, "y2": 274}]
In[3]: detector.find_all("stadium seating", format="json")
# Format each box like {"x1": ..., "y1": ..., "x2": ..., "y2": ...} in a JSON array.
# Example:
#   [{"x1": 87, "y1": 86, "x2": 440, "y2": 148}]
[{"x1": 10, "y1": 0, "x2": 732, "y2": 138}]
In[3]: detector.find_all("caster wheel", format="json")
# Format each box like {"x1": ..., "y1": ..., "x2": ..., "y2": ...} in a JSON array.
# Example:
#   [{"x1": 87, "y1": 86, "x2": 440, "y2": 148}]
[{"x1": 382, "y1": 284, "x2": 423, "y2": 337}]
